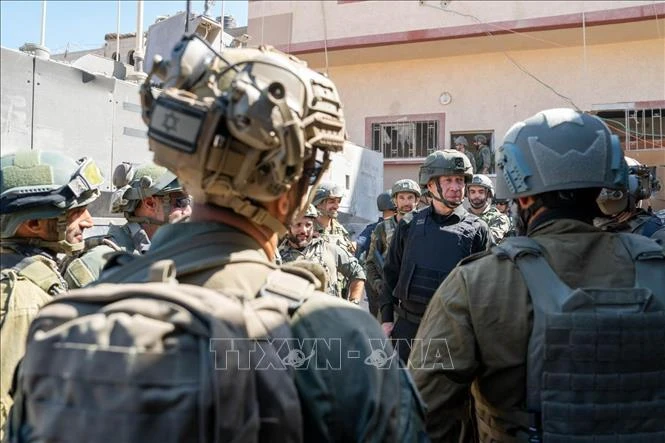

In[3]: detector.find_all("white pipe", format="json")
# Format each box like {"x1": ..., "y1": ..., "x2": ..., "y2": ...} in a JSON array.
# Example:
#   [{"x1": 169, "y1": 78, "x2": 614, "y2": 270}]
[
  {"x1": 115, "y1": 0, "x2": 121, "y2": 62},
  {"x1": 135, "y1": 0, "x2": 144, "y2": 71},
  {"x1": 40, "y1": 1, "x2": 46, "y2": 46}
]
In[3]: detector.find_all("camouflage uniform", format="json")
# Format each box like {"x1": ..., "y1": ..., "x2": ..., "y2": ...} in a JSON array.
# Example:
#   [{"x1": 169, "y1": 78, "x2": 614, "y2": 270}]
[
  {"x1": 315, "y1": 218, "x2": 355, "y2": 254},
  {"x1": 595, "y1": 209, "x2": 665, "y2": 243},
  {"x1": 365, "y1": 215, "x2": 399, "y2": 295},
  {"x1": 0, "y1": 150, "x2": 101, "y2": 438},
  {"x1": 477, "y1": 204, "x2": 511, "y2": 244},
  {"x1": 279, "y1": 236, "x2": 366, "y2": 298}
]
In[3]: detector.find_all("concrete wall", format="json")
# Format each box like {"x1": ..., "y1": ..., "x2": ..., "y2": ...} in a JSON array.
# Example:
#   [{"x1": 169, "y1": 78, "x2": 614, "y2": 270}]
[{"x1": 249, "y1": 1, "x2": 659, "y2": 45}]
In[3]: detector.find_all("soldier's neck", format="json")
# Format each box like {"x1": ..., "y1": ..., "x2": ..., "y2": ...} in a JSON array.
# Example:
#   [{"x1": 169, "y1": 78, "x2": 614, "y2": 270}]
[
  {"x1": 317, "y1": 216, "x2": 333, "y2": 229},
  {"x1": 191, "y1": 204, "x2": 278, "y2": 261}
]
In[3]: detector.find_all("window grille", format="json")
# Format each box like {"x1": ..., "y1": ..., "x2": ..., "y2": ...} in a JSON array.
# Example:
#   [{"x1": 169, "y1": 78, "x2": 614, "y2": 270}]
[{"x1": 371, "y1": 120, "x2": 439, "y2": 159}]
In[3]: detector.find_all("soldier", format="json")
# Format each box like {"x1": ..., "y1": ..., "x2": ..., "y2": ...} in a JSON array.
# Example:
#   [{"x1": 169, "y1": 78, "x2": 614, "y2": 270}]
[
  {"x1": 0, "y1": 150, "x2": 102, "y2": 437},
  {"x1": 366, "y1": 179, "x2": 420, "y2": 318},
  {"x1": 453, "y1": 135, "x2": 477, "y2": 173},
  {"x1": 7, "y1": 38, "x2": 427, "y2": 442},
  {"x1": 595, "y1": 159, "x2": 664, "y2": 242},
  {"x1": 473, "y1": 134, "x2": 493, "y2": 174},
  {"x1": 62, "y1": 161, "x2": 192, "y2": 288},
  {"x1": 355, "y1": 191, "x2": 396, "y2": 316},
  {"x1": 467, "y1": 174, "x2": 511, "y2": 243},
  {"x1": 312, "y1": 182, "x2": 356, "y2": 254},
  {"x1": 355, "y1": 190, "x2": 396, "y2": 262},
  {"x1": 410, "y1": 108, "x2": 665, "y2": 442},
  {"x1": 381, "y1": 150, "x2": 490, "y2": 363},
  {"x1": 279, "y1": 204, "x2": 366, "y2": 301},
  {"x1": 494, "y1": 197, "x2": 510, "y2": 215}
]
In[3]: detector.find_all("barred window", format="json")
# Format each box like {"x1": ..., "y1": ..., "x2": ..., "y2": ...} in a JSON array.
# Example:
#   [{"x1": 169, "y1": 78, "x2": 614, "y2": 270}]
[{"x1": 371, "y1": 120, "x2": 439, "y2": 159}]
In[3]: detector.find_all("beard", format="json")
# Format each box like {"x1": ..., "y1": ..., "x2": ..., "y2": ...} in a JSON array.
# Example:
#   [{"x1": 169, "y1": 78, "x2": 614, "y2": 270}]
[
  {"x1": 469, "y1": 197, "x2": 487, "y2": 210},
  {"x1": 288, "y1": 232, "x2": 311, "y2": 248},
  {"x1": 397, "y1": 204, "x2": 413, "y2": 214}
]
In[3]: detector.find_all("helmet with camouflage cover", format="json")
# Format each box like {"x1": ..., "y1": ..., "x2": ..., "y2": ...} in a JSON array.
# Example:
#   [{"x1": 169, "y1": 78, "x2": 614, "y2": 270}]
[
  {"x1": 454, "y1": 136, "x2": 468, "y2": 147},
  {"x1": 495, "y1": 108, "x2": 627, "y2": 200},
  {"x1": 376, "y1": 190, "x2": 396, "y2": 212},
  {"x1": 468, "y1": 174, "x2": 495, "y2": 198},
  {"x1": 474, "y1": 134, "x2": 487, "y2": 144},
  {"x1": 391, "y1": 179, "x2": 421, "y2": 199},
  {"x1": 139, "y1": 34, "x2": 345, "y2": 235},
  {"x1": 0, "y1": 150, "x2": 103, "y2": 254},
  {"x1": 418, "y1": 149, "x2": 473, "y2": 187},
  {"x1": 303, "y1": 204, "x2": 319, "y2": 218},
  {"x1": 110, "y1": 161, "x2": 188, "y2": 224},
  {"x1": 313, "y1": 182, "x2": 345, "y2": 207}
]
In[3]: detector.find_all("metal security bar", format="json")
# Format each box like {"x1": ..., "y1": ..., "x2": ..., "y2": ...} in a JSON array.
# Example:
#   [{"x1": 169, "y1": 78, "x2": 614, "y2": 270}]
[
  {"x1": 371, "y1": 120, "x2": 439, "y2": 159},
  {"x1": 625, "y1": 108, "x2": 663, "y2": 151}
]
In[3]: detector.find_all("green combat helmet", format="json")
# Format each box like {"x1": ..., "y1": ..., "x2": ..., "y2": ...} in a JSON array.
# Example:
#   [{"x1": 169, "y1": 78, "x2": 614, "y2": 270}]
[
  {"x1": 0, "y1": 150, "x2": 103, "y2": 254},
  {"x1": 139, "y1": 34, "x2": 345, "y2": 236},
  {"x1": 376, "y1": 190, "x2": 396, "y2": 212},
  {"x1": 313, "y1": 182, "x2": 345, "y2": 207},
  {"x1": 418, "y1": 149, "x2": 473, "y2": 208},
  {"x1": 495, "y1": 108, "x2": 627, "y2": 200},
  {"x1": 111, "y1": 161, "x2": 187, "y2": 225},
  {"x1": 454, "y1": 136, "x2": 469, "y2": 147},
  {"x1": 391, "y1": 179, "x2": 421, "y2": 199}
]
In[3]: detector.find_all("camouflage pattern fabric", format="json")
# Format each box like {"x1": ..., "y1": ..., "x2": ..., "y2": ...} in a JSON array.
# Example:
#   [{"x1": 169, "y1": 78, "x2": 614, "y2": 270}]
[
  {"x1": 478, "y1": 205, "x2": 511, "y2": 244},
  {"x1": 279, "y1": 236, "x2": 365, "y2": 298},
  {"x1": 0, "y1": 243, "x2": 65, "y2": 439}
]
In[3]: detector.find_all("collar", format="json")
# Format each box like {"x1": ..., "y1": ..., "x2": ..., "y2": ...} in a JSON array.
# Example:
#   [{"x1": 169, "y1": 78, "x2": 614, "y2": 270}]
[
  {"x1": 528, "y1": 215, "x2": 601, "y2": 237},
  {"x1": 429, "y1": 204, "x2": 467, "y2": 223}
]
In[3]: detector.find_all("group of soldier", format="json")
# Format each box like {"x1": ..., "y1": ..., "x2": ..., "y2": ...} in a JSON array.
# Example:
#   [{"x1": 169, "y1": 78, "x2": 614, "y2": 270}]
[
  {"x1": 1, "y1": 34, "x2": 664, "y2": 443},
  {"x1": 453, "y1": 134, "x2": 494, "y2": 174}
]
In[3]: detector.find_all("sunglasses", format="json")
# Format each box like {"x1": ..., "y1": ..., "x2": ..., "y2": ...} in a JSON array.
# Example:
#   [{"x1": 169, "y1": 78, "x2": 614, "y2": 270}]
[{"x1": 170, "y1": 195, "x2": 192, "y2": 209}]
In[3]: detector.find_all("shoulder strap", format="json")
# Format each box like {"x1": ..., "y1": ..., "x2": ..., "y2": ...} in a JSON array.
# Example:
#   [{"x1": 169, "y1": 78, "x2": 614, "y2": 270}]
[
  {"x1": 1, "y1": 253, "x2": 63, "y2": 295},
  {"x1": 492, "y1": 237, "x2": 571, "y2": 311},
  {"x1": 259, "y1": 267, "x2": 316, "y2": 307},
  {"x1": 616, "y1": 233, "x2": 665, "y2": 301}
]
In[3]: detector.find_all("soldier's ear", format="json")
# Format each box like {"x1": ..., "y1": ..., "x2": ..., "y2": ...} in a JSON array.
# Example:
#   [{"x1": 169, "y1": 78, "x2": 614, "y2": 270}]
[{"x1": 16, "y1": 219, "x2": 47, "y2": 238}]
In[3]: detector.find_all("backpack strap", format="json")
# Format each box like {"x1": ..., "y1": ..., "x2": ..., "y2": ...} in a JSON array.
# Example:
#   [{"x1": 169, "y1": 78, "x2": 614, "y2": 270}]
[
  {"x1": 616, "y1": 233, "x2": 665, "y2": 302},
  {"x1": 492, "y1": 236, "x2": 573, "y2": 437},
  {"x1": 259, "y1": 267, "x2": 317, "y2": 307},
  {"x1": 1, "y1": 253, "x2": 64, "y2": 295}
]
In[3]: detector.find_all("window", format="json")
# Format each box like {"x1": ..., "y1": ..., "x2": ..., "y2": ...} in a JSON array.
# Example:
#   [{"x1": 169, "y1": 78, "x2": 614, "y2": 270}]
[
  {"x1": 594, "y1": 107, "x2": 664, "y2": 151},
  {"x1": 450, "y1": 131, "x2": 494, "y2": 174},
  {"x1": 370, "y1": 119, "x2": 439, "y2": 159}
]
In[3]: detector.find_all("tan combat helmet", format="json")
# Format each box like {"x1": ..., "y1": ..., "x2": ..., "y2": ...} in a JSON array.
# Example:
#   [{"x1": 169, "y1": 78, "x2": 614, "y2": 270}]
[
  {"x1": 139, "y1": 34, "x2": 345, "y2": 235},
  {"x1": 0, "y1": 150, "x2": 103, "y2": 254}
]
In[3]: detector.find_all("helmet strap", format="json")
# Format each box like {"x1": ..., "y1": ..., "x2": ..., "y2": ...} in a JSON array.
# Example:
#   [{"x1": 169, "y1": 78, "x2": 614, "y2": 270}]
[{"x1": 431, "y1": 181, "x2": 462, "y2": 209}]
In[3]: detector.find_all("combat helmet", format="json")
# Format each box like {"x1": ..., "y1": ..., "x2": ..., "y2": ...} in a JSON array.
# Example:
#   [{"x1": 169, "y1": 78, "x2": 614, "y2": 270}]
[
  {"x1": 495, "y1": 108, "x2": 627, "y2": 200},
  {"x1": 454, "y1": 136, "x2": 468, "y2": 147},
  {"x1": 313, "y1": 182, "x2": 345, "y2": 207},
  {"x1": 418, "y1": 149, "x2": 473, "y2": 187},
  {"x1": 468, "y1": 174, "x2": 495, "y2": 198},
  {"x1": 110, "y1": 161, "x2": 187, "y2": 224},
  {"x1": 303, "y1": 203, "x2": 319, "y2": 218},
  {"x1": 376, "y1": 190, "x2": 396, "y2": 212},
  {"x1": 597, "y1": 157, "x2": 661, "y2": 215},
  {"x1": 391, "y1": 179, "x2": 421, "y2": 199},
  {"x1": 139, "y1": 34, "x2": 345, "y2": 235},
  {"x1": 0, "y1": 150, "x2": 103, "y2": 254},
  {"x1": 474, "y1": 134, "x2": 488, "y2": 144}
]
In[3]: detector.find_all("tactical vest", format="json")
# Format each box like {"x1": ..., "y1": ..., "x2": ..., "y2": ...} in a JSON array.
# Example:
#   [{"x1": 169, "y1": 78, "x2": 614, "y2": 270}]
[
  {"x1": 489, "y1": 235, "x2": 665, "y2": 442},
  {"x1": 0, "y1": 246, "x2": 66, "y2": 296},
  {"x1": 280, "y1": 238, "x2": 340, "y2": 297},
  {"x1": 394, "y1": 207, "x2": 481, "y2": 317}
]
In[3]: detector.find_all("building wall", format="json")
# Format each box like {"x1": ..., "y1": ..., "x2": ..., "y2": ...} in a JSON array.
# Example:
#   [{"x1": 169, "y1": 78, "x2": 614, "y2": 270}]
[{"x1": 249, "y1": 1, "x2": 660, "y2": 46}]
